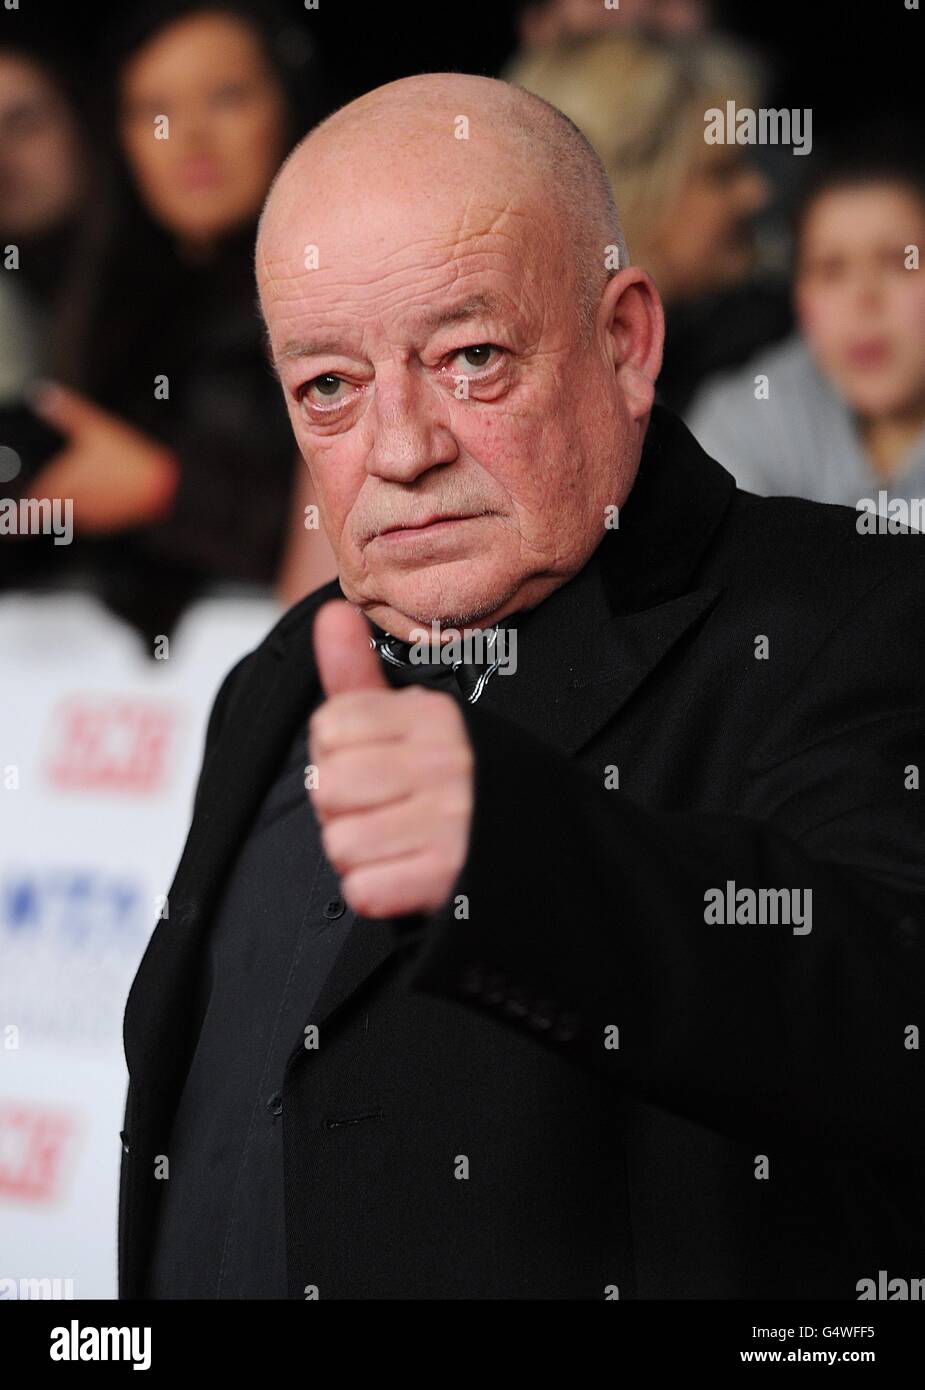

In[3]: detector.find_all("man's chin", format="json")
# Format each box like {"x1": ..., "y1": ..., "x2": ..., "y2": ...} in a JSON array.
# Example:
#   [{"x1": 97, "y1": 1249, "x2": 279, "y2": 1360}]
[{"x1": 362, "y1": 573, "x2": 520, "y2": 636}]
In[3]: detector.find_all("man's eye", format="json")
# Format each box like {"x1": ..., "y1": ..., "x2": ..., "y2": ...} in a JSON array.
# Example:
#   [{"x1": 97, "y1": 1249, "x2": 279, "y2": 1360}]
[
  {"x1": 452, "y1": 344, "x2": 499, "y2": 374},
  {"x1": 302, "y1": 374, "x2": 346, "y2": 405}
]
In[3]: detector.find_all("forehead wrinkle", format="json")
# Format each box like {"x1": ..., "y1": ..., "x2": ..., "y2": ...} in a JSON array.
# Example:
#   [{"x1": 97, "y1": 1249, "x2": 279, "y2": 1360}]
[
  {"x1": 263, "y1": 211, "x2": 520, "y2": 288},
  {"x1": 258, "y1": 186, "x2": 535, "y2": 301},
  {"x1": 264, "y1": 234, "x2": 533, "y2": 360}
]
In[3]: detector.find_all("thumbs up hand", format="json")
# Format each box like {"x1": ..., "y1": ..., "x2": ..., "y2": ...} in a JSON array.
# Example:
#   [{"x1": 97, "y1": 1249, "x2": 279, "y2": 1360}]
[{"x1": 308, "y1": 600, "x2": 474, "y2": 920}]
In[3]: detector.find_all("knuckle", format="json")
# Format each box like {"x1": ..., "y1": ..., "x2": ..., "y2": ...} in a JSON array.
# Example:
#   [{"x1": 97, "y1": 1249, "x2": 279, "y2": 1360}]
[
  {"x1": 321, "y1": 819, "x2": 350, "y2": 870},
  {"x1": 343, "y1": 870, "x2": 388, "y2": 919},
  {"x1": 308, "y1": 709, "x2": 330, "y2": 749}
]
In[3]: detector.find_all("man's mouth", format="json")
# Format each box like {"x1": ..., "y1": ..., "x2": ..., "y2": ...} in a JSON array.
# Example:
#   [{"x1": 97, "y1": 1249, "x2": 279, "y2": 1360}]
[{"x1": 375, "y1": 514, "x2": 481, "y2": 539}]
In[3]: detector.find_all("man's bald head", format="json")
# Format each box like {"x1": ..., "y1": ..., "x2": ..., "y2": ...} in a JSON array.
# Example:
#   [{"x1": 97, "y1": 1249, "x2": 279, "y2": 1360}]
[{"x1": 256, "y1": 72, "x2": 627, "y2": 340}]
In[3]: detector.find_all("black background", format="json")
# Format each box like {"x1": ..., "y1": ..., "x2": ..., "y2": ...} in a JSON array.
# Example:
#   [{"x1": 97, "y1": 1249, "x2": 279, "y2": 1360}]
[{"x1": 5, "y1": 0, "x2": 923, "y2": 145}]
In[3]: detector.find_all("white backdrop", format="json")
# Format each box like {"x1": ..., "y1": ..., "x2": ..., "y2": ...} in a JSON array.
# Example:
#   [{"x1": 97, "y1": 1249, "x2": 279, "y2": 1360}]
[{"x1": 0, "y1": 590, "x2": 281, "y2": 1299}]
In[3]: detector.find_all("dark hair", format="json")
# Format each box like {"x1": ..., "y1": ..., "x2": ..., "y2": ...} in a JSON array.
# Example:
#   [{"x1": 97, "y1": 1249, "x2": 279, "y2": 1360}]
[{"x1": 791, "y1": 118, "x2": 925, "y2": 249}]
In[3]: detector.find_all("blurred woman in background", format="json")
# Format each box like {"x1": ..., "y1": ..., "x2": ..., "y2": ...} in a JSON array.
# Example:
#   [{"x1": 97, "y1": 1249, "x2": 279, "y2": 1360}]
[
  {"x1": 507, "y1": 31, "x2": 789, "y2": 410},
  {"x1": 687, "y1": 128, "x2": 925, "y2": 508},
  {"x1": 23, "y1": 0, "x2": 335, "y2": 642},
  {"x1": 0, "y1": 43, "x2": 94, "y2": 398}
]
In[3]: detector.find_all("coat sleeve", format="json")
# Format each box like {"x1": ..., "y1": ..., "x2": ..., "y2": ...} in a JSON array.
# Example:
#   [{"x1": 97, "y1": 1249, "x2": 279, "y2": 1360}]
[{"x1": 406, "y1": 560, "x2": 925, "y2": 1160}]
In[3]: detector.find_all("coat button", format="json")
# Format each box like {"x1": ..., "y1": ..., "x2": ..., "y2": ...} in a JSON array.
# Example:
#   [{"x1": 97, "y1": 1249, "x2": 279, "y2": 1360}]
[
  {"x1": 119, "y1": 1130, "x2": 130, "y2": 1154},
  {"x1": 267, "y1": 1092, "x2": 283, "y2": 1117},
  {"x1": 324, "y1": 898, "x2": 346, "y2": 920}
]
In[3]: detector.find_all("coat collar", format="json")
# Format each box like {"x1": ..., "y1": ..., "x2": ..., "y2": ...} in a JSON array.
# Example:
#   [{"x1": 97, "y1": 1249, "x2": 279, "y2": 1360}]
[
  {"x1": 461, "y1": 405, "x2": 733, "y2": 752},
  {"x1": 124, "y1": 407, "x2": 735, "y2": 1092}
]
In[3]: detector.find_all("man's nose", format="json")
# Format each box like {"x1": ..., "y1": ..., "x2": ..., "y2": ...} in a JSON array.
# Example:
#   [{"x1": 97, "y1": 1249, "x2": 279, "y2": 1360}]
[{"x1": 368, "y1": 372, "x2": 458, "y2": 482}]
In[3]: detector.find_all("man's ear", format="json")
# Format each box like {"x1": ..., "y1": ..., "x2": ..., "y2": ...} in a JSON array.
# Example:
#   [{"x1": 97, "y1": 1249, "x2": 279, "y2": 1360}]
[{"x1": 598, "y1": 267, "x2": 665, "y2": 422}]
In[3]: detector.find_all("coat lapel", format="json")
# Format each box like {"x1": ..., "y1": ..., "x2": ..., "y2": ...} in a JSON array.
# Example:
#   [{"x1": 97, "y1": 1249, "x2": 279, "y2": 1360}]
[
  {"x1": 123, "y1": 581, "x2": 337, "y2": 1091},
  {"x1": 481, "y1": 545, "x2": 724, "y2": 757}
]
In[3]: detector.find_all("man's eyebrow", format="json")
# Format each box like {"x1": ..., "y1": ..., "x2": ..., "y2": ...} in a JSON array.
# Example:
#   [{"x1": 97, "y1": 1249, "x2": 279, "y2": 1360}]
[
  {"x1": 275, "y1": 333, "x2": 348, "y2": 365},
  {"x1": 272, "y1": 293, "x2": 508, "y2": 368}
]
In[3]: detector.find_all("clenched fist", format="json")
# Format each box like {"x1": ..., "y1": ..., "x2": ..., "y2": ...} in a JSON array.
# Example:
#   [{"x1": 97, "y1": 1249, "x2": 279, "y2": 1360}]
[{"x1": 308, "y1": 600, "x2": 475, "y2": 920}]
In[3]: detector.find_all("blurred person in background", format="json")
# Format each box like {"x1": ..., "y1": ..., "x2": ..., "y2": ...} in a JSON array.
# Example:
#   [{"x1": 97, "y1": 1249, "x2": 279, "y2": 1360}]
[
  {"x1": 0, "y1": 43, "x2": 95, "y2": 398},
  {"x1": 20, "y1": 0, "x2": 335, "y2": 644},
  {"x1": 687, "y1": 127, "x2": 925, "y2": 508},
  {"x1": 507, "y1": 31, "x2": 791, "y2": 411},
  {"x1": 0, "y1": 43, "x2": 115, "y2": 592},
  {"x1": 514, "y1": 0, "x2": 711, "y2": 50}
]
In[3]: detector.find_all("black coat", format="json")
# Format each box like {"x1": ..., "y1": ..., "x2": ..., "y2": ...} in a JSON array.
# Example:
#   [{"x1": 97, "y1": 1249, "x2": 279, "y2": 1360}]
[{"x1": 119, "y1": 405, "x2": 925, "y2": 1299}]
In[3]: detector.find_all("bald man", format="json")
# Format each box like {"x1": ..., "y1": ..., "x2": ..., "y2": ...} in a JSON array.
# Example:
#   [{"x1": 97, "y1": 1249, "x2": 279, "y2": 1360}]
[{"x1": 120, "y1": 74, "x2": 925, "y2": 1301}]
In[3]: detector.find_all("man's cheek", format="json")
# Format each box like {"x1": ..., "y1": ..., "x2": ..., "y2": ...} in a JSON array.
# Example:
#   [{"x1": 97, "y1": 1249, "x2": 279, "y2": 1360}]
[
  {"x1": 452, "y1": 409, "x2": 540, "y2": 499},
  {"x1": 305, "y1": 457, "x2": 362, "y2": 542}
]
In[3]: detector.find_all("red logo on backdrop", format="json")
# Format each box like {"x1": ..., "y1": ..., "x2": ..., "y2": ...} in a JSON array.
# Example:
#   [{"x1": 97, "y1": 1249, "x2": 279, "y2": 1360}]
[
  {"x1": 45, "y1": 698, "x2": 177, "y2": 794},
  {"x1": 0, "y1": 1104, "x2": 77, "y2": 1203}
]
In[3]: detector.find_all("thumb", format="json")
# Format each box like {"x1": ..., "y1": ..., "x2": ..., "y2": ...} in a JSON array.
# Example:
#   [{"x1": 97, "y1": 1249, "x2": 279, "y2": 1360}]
[
  {"x1": 26, "y1": 380, "x2": 104, "y2": 437},
  {"x1": 313, "y1": 600, "x2": 389, "y2": 697}
]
